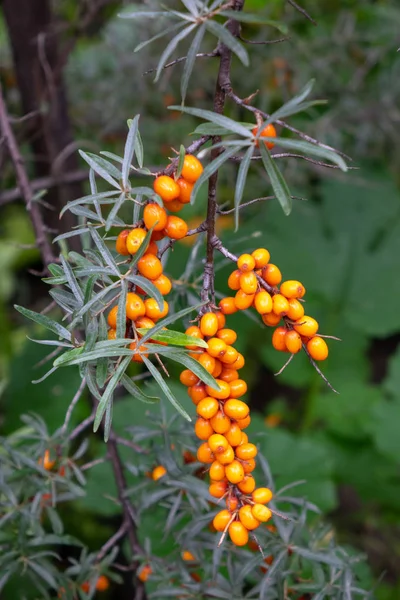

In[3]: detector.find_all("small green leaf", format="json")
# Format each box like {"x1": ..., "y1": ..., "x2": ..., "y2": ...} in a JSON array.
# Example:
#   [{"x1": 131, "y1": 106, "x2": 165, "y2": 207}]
[
  {"x1": 206, "y1": 20, "x2": 249, "y2": 66},
  {"x1": 122, "y1": 115, "x2": 140, "y2": 187},
  {"x1": 137, "y1": 328, "x2": 208, "y2": 348},
  {"x1": 234, "y1": 145, "x2": 253, "y2": 231},
  {"x1": 135, "y1": 129, "x2": 144, "y2": 168},
  {"x1": 142, "y1": 357, "x2": 191, "y2": 421},
  {"x1": 153, "y1": 348, "x2": 220, "y2": 390},
  {"x1": 125, "y1": 274, "x2": 164, "y2": 311},
  {"x1": 273, "y1": 137, "x2": 348, "y2": 171},
  {"x1": 14, "y1": 305, "x2": 72, "y2": 342},
  {"x1": 93, "y1": 355, "x2": 131, "y2": 433},
  {"x1": 169, "y1": 105, "x2": 252, "y2": 138},
  {"x1": 193, "y1": 121, "x2": 253, "y2": 136},
  {"x1": 134, "y1": 22, "x2": 184, "y2": 53},
  {"x1": 120, "y1": 374, "x2": 160, "y2": 404},
  {"x1": 59, "y1": 191, "x2": 119, "y2": 218},
  {"x1": 54, "y1": 346, "x2": 132, "y2": 368},
  {"x1": 116, "y1": 281, "x2": 127, "y2": 339},
  {"x1": 60, "y1": 255, "x2": 84, "y2": 304},
  {"x1": 139, "y1": 301, "x2": 206, "y2": 344},
  {"x1": 181, "y1": 23, "x2": 206, "y2": 104},
  {"x1": 259, "y1": 142, "x2": 292, "y2": 216},
  {"x1": 78, "y1": 151, "x2": 121, "y2": 190},
  {"x1": 105, "y1": 193, "x2": 125, "y2": 232},
  {"x1": 191, "y1": 146, "x2": 242, "y2": 204},
  {"x1": 88, "y1": 226, "x2": 120, "y2": 275},
  {"x1": 155, "y1": 24, "x2": 197, "y2": 82},
  {"x1": 175, "y1": 145, "x2": 186, "y2": 180}
]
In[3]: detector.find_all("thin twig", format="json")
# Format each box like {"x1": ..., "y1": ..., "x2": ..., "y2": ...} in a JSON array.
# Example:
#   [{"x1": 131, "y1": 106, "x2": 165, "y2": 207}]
[
  {"x1": 302, "y1": 343, "x2": 338, "y2": 393},
  {"x1": 60, "y1": 378, "x2": 87, "y2": 435},
  {"x1": 81, "y1": 456, "x2": 108, "y2": 471},
  {"x1": 113, "y1": 435, "x2": 148, "y2": 455},
  {"x1": 217, "y1": 195, "x2": 306, "y2": 214},
  {"x1": 0, "y1": 169, "x2": 88, "y2": 206},
  {"x1": 69, "y1": 414, "x2": 95, "y2": 441},
  {"x1": 96, "y1": 521, "x2": 129, "y2": 562},
  {"x1": 239, "y1": 35, "x2": 289, "y2": 45},
  {"x1": 286, "y1": 0, "x2": 317, "y2": 25},
  {"x1": 143, "y1": 51, "x2": 218, "y2": 75},
  {"x1": 229, "y1": 152, "x2": 358, "y2": 170}
]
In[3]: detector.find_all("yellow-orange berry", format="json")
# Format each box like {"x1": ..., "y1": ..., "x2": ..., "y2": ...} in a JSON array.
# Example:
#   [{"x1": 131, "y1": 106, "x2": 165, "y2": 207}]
[
  {"x1": 143, "y1": 203, "x2": 168, "y2": 231},
  {"x1": 251, "y1": 248, "x2": 270, "y2": 269},
  {"x1": 210, "y1": 460, "x2": 226, "y2": 481},
  {"x1": 293, "y1": 315, "x2": 319, "y2": 337},
  {"x1": 262, "y1": 264, "x2": 282, "y2": 286},
  {"x1": 152, "y1": 274, "x2": 172, "y2": 296},
  {"x1": 229, "y1": 521, "x2": 249, "y2": 546},
  {"x1": 196, "y1": 396, "x2": 219, "y2": 420},
  {"x1": 177, "y1": 177, "x2": 194, "y2": 204},
  {"x1": 138, "y1": 565, "x2": 152, "y2": 582},
  {"x1": 229, "y1": 379, "x2": 247, "y2": 399},
  {"x1": 108, "y1": 328, "x2": 117, "y2": 340},
  {"x1": 164, "y1": 215, "x2": 188, "y2": 239},
  {"x1": 152, "y1": 465, "x2": 167, "y2": 481},
  {"x1": 236, "y1": 415, "x2": 251, "y2": 430},
  {"x1": 210, "y1": 410, "x2": 231, "y2": 434},
  {"x1": 39, "y1": 450, "x2": 55, "y2": 471},
  {"x1": 182, "y1": 550, "x2": 196, "y2": 562},
  {"x1": 235, "y1": 443, "x2": 257, "y2": 460},
  {"x1": 126, "y1": 228, "x2": 148, "y2": 255},
  {"x1": 226, "y1": 496, "x2": 239, "y2": 512},
  {"x1": 239, "y1": 505, "x2": 260, "y2": 530},
  {"x1": 95, "y1": 576, "x2": 109, "y2": 592},
  {"x1": 237, "y1": 253, "x2": 256, "y2": 272},
  {"x1": 254, "y1": 290, "x2": 273, "y2": 315},
  {"x1": 219, "y1": 297, "x2": 238, "y2": 315},
  {"x1": 280, "y1": 280, "x2": 306, "y2": 299},
  {"x1": 136, "y1": 316, "x2": 156, "y2": 331},
  {"x1": 225, "y1": 423, "x2": 243, "y2": 447},
  {"x1": 225, "y1": 460, "x2": 245, "y2": 484},
  {"x1": 230, "y1": 353, "x2": 245, "y2": 370},
  {"x1": 107, "y1": 305, "x2": 119, "y2": 329},
  {"x1": 126, "y1": 292, "x2": 146, "y2": 321},
  {"x1": 181, "y1": 155, "x2": 203, "y2": 183},
  {"x1": 144, "y1": 240, "x2": 159, "y2": 256},
  {"x1": 219, "y1": 368, "x2": 239, "y2": 383},
  {"x1": 251, "y1": 504, "x2": 272, "y2": 523},
  {"x1": 237, "y1": 474, "x2": 256, "y2": 494},
  {"x1": 200, "y1": 312, "x2": 219, "y2": 337},
  {"x1": 129, "y1": 341, "x2": 148, "y2": 362},
  {"x1": 252, "y1": 123, "x2": 277, "y2": 149},
  {"x1": 185, "y1": 326, "x2": 204, "y2": 350},
  {"x1": 212, "y1": 359, "x2": 223, "y2": 378},
  {"x1": 252, "y1": 487, "x2": 273, "y2": 504},
  {"x1": 198, "y1": 352, "x2": 216, "y2": 374},
  {"x1": 213, "y1": 509, "x2": 232, "y2": 532},
  {"x1": 144, "y1": 298, "x2": 169, "y2": 320},
  {"x1": 287, "y1": 298, "x2": 305, "y2": 321},
  {"x1": 239, "y1": 271, "x2": 258, "y2": 295},
  {"x1": 239, "y1": 432, "x2": 249, "y2": 445},
  {"x1": 228, "y1": 269, "x2": 241, "y2": 291},
  {"x1": 307, "y1": 336, "x2": 328, "y2": 361},
  {"x1": 219, "y1": 346, "x2": 239, "y2": 365},
  {"x1": 167, "y1": 199, "x2": 185, "y2": 212},
  {"x1": 153, "y1": 175, "x2": 180, "y2": 202},
  {"x1": 206, "y1": 379, "x2": 231, "y2": 400},
  {"x1": 208, "y1": 434, "x2": 230, "y2": 455},
  {"x1": 235, "y1": 289, "x2": 255, "y2": 311},
  {"x1": 197, "y1": 442, "x2": 214, "y2": 464},
  {"x1": 241, "y1": 457, "x2": 256, "y2": 473},
  {"x1": 180, "y1": 369, "x2": 199, "y2": 387},
  {"x1": 190, "y1": 382, "x2": 207, "y2": 404},
  {"x1": 209, "y1": 480, "x2": 228, "y2": 498},
  {"x1": 115, "y1": 229, "x2": 130, "y2": 255},
  {"x1": 224, "y1": 399, "x2": 249, "y2": 420},
  {"x1": 216, "y1": 328, "x2": 237, "y2": 345},
  {"x1": 194, "y1": 417, "x2": 214, "y2": 440},
  {"x1": 285, "y1": 330, "x2": 302, "y2": 354},
  {"x1": 215, "y1": 311, "x2": 226, "y2": 330},
  {"x1": 215, "y1": 445, "x2": 235, "y2": 465},
  {"x1": 272, "y1": 294, "x2": 290, "y2": 317},
  {"x1": 272, "y1": 326, "x2": 288, "y2": 352},
  {"x1": 137, "y1": 254, "x2": 163, "y2": 280},
  {"x1": 207, "y1": 338, "x2": 228, "y2": 358},
  {"x1": 262, "y1": 312, "x2": 281, "y2": 327}
]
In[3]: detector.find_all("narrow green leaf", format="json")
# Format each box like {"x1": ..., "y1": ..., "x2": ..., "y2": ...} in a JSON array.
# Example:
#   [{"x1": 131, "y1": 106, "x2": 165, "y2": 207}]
[
  {"x1": 191, "y1": 145, "x2": 241, "y2": 204},
  {"x1": 59, "y1": 191, "x2": 119, "y2": 218},
  {"x1": 53, "y1": 227, "x2": 91, "y2": 243},
  {"x1": 134, "y1": 22, "x2": 184, "y2": 53},
  {"x1": 119, "y1": 10, "x2": 172, "y2": 20},
  {"x1": 122, "y1": 115, "x2": 140, "y2": 187},
  {"x1": 139, "y1": 301, "x2": 206, "y2": 344},
  {"x1": 135, "y1": 129, "x2": 144, "y2": 168},
  {"x1": 68, "y1": 282, "x2": 119, "y2": 329},
  {"x1": 26, "y1": 337, "x2": 73, "y2": 348},
  {"x1": 120, "y1": 374, "x2": 160, "y2": 404},
  {"x1": 14, "y1": 305, "x2": 72, "y2": 342},
  {"x1": 193, "y1": 121, "x2": 253, "y2": 136},
  {"x1": 93, "y1": 356, "x2": 131, "y2": 433},
  {"x1": 54, "y1": 346, "x2": 132, "y2": 368},
  {"x1": 103, "y1": 397, "x2": 113, "y2": 442},
  {"x1": 273, "y1": 137, "x2": 348, "y2": 171},
  {"x1": 89, "y1": 167, "x2": 102, "y2": 219},
  {"x1": 142, "y1": 357, "x2": 191, "y2": 422},
  {"x1": 259, "y1": 142, "x2": 292, "y2": 216},
  {"x1": 125, "y1": 274, "x2": 164, "y2": 311},
  {"x1": 153, "y1": 347, "x2": 220, "y2": 390},
  {"x1": 88, "y1": 227, "x2": 120, "y2": 275},
  {"x1": 116, "y1": 281, "x2": 127, "y2": 339},
  {"x1": 206, "y1": 20, "x2": 249, "y2": 66},
  {"x1": 155, "y1": 24, "x2": 197, "y2": 82},
  {"x1": 85, "y1": 365, "x2": 102, "y2": 401},
  {"x1": 78, "y1": 151, "x2": 121, "y2": 190},
  {"x1": 180, "y1": 0, "x2": 199, "y2": 16},
  {"x1": 85, "y1": 318, "x2": 99, "y2": 352},
  {"x1": 105, "y1": 193, "x2": 126, "y2": 232},
  {"x1": 234, "y1": 145, "x2": 253, "y2": 231},
  {"x1": 169, "y1": 105, "x2": 252, "y2": 138},
  {"x1": 96, "y1": 314, "x2": 109, "y2": 389},
  {"x1": 220, "y1": 11, "x2": 288, "y2": 33},
  {"x1": 269, "y1": 79, "x2": 315, "y2": 122},
  {"x1": 49, "y1": 289, "x2": 79, "y2": 313},
  {"x1": 175, "y1": 145, "x2": 186, "y2": 180},
  {"x1": 181, "y1": 23, "x2": 206, "y2": 104},
  {"x1": 137, "y1": 328, "x2": 208, "y2": 348},
  {"x1": 60, "y1": 255, "x2": 84, "y2": 304},
  {"x1": 32, "y1": 366, "x2": 58, "y2": 384}
]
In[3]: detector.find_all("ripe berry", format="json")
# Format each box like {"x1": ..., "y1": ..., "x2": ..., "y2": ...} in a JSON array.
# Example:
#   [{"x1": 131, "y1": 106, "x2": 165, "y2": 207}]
[
  {"x1": 152, "y1": 465, "x2": 167, "y2": 481},
  {"x1": 237, "y1": 474, "x2": 256, "y2": 494},
  {"x1": 95, "y1": 576, "x2": 110, "y2": 592},
  {"x1": 225, "y1": 423, "x2": 243, "y2": 447},
  {"x1": 251, "y1": 504, "x2": 272, "y2": 523},
  {"x1": 210, "y1": 410, "x2": 231, "y2": 434},
  {"x1": 239, "y1": 505, "x2": 260, "y2": 530},
  {"x1": 152, "y1": 274, "x2": 172, "y2": 295},
  {"x1": 236, "y1": 415, "x2": 251, "y2": 430},
  {"x1": 216, "y1": 328, "x2": 237, "y2": 345},
  {"x1": 182, "y1": 550, "x2": 196, "y2": 562},
  {"x1": 164, "y1": 215, "x2": 188, "y2": 239},
  {"x1": 185, "y1": 326, "x2": 204, "y2": 349},
  {"x1": 235, "y1": 290, "x2": 255, "y2": 311},
  {"x1": 143, "y1": 203, "x2": 168, "y2": 231},
  {"x1": 144, "y1": 240, "x2": 159, "y2": 256},
  {"x1": 207, "y1": 338, "x2": 228, "y2": 358},
  {"x1": 194, "y1": 417, "x2": 214, "y2": 440},
  {"x1": 208, "y1": 434, "x2": 230, "y2": 455},
  {"x1": 237, "y1": 253, "x2": 256, "y2": 272},
  {"x1": 181, "y1": 155, "x2": 203, "y2": 183},
  {"x1": 229, "y1": 521, "x2": 249, "y2": 546},
  {"x1": 228, "y1": 269, "x2": 241, "y2": 291},
  {"x1": 210, "y1": 461, "x2": 226, "y2": 481},
  {"x1": 200, "y1": 312, "x2": 219, "y2": 337},
  {"x1": 239, "y1": 271, "x2": 258, "y2": 295},
  {"x1": 108, "y1": 328, "x2": 117, "y2": 340},
  {"x1": 254, "y1": 290, "x2": 273, "y2": 314},
  {"x1": 236, "y1": 443, "x2": 258, "y2": 460},
  {"x1": 180, "y1": 369, "x2": 199, "y2": 387},
  {"x1": 272, "y1": 326, "x2": 288, "y2": 352},
  {"x1": 126, "y1": 292, "x2": 146, "y2": 321},
  {"x1": 219, "y1": 368, "x2": 239, "y2": 383},
  {"x1": 226, "y1": 496, "x2": 239, "y2": 512},
  {"x1": 251, "y1": 248, "x2": 270, "y2": 268},
  {"x1": 115, "y1": 229, "x2": 130, "y2": 255},
  {"x1": 167, "y1": 199, "x2": 185, "y2": 212},
  {"x1": 136, "y1": 316, "x2": 156, "y2": 331},
  {"x1": 206, "y1": 380, "x2": 230, "y2": 400},
  {"x1": 197, "y1": 442, "x2": 214, "y2": 464},
  {"x1": 196, "y1": 397, "x2": 219, "y2": 419},
  {"x1": 39, "y1": 450, "x2": 55, "y2": 471},
  {"x1": 138, "y1": 565, "x2": 152, "y2": 583},
  {"x1": 224, "y1": 399, "x2": 250, "y2": 420},
  {"x1": 209, "y1": 480, "x2": 228, "y2": 498},
  {"x1": 215, "y1": 311, "x2": 226, "y2": 330},
  {"x1": 137, "y1": 254, "x2": 163, "y2": 280},
  {"x1": 230, "y1": 353, "x2": 245, "y2": 370},
  {"x1": 287, "y1": 298, "x2": 305, "y2": 321},
  {"x1": 177, "y1": 177, "x2": 194, "y2": 204},
  {"x1": 225, "y1": 460, "x2": 245, "y2": 484},
  {"x1": 153, "y1": 175, "x2": 180, "y2": 202},
  {"x1": 215, "y1": 445, "x2": 235, "y2": 465},
  {"x1": 262, "y1": 312, "x2": 281, "y2": 327},
  {"x1": 252, "y1": 487, "x2": 273, "y2": 504},
  {"x1": 252, "y1": 123, "x2": 277, "y2": 149},
  {"x1": 285, "y1": 330, "x2": 302, "y2": 354},
  {"x1": 229, "y1": 379, "x2": 247, "y2": 398},
  {"x1": 293, "y1": 315, "x2": 319, "y2": 337},
  {"x1": 219, "y1": 346, "x2": 239, "y2": 365},
  {"x1": 307, "y1": 336, "x2": 328, "y2": 360},
  {"x1": 239, "y1": 432, "x2": 249, "y2": 445},
  {"x1": 126, "y1": 228, "x2": 148, "y2": 255},
  {"x1": 262, "y1": 264, "x2": 282, "y2": 286},
  {"x1": 144, "y1": 298, "x2": 169, "y2": 320},
  {"x1": 198, "y1": 352, "x2": 216, "y2": 374},
  {"x1": 213, "y1": 509, "x2": 232, "y2": 532},
  {"x1": 212, "y1": 359, "x2": 223, "y2": 378},
  {"x1": 219, "y1": 297, "x2": 238, "y2": 315},
  {"x1": 129, "y1": 341, "x2": 149, "y2": 362},
  {"x1": 241, "y1": 458, "x2": 256, "y2": 473},
  {"x1": 190, "y1": 382, "x2": 207, "y2": 404},
  {"x1": 280, "y1": 280, "x2": 306, "y2": 299},
  {"x1": 272, "y1": 294, "x2": 290, "y2": 316},
  {"x1": 107, "y1": 305, "x2": 119, "y2": 329}
]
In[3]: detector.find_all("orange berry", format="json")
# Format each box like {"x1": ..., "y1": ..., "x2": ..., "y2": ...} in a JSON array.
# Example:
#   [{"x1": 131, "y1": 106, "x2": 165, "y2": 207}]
[
  {"x1": 185, "y1": 325, "x2": 204, "y2": 350},
  {"x1": 229, "y1": 379, "x2": 247, "y2": 399},
  {"x1": 136, "y1": 316, "x2": 156, "y2": 331},
  {"x1": 219, "y1": 297, "x2": 238, "y2": 315},
  {"x1": 251, "y1": 504, "x2": 272, "y2": 523},
  {"x1": 251, "y1": 248, "x2": 270, "y2": 269},
  {"x1": 206, "y1": 379, "x2": 230, "y2": 400},
  {"x1": 190, "y1": 382, "x2": 207, "y2": 404},
  {"x1": 207, "y1": 338, "x2": 228, "y2": 358},
  {"x1": 115, "y1": 229, "x2": 130, "y2": 255},
  {"x1": 237, "y1": 253, "x2": 256, "y2": 272},
  {"x1": 252, "y1": 123, "x2": 277, "y2": 149},
  {"x1": 223, "y1": 399, "x2": 249, "y2": 420},
  {"x1": 210, "y1": 410, "x2": 231, "y2": 434},
  {"x1": 307, "y1": 336, "x2": 328, "y2": 361},
  {"x1": 96, "y1": 576, "x2": 109, "y2": 592},
  {"x1": 212, "y1": 359, "x2": 223, "y2": 378},
  {"x1": 129, "y1": 341, "x2": 148, "y2": 362},
  {"x1": 216, "y1": 328, "x2": 237, "y2": 345},
  {"x1": 219, "y1": 368, "x2": 239, "y2": 383},
  {"x1": 144, "y1": 240, "x2": 159, "y2": 256},
  {"x1": 200, "y1": 312, "x2": 219, "y2": 337},
  {"x1": 280, "y1": 280, "x2": 306, "y2": 299},
  {"x1": 196, "y1": 397, "x2": 219, "y2": 419},
  {"x1": 239, "y1": 271, "x2": 258, "y2": 295},
  {"x1": 272, "y1": 294, "x2": 290, "y2": 317},
  {"x1": 287, "y1": 298, "x2": 305, "y2": 321},
  {"x1": 39, "y1": 449, "x2": 55, "y2": 471},
  {"x1": 225, "y1": 460, "x2": 245, "y2": 484},
  {"x1": 262, "y1": 312, "x2": 281, "y2": 327},
  {"x1": 153, "y1": 175, "x2": 180, "y2": 202},
  {"x1": 152, "y1": 465, "x2": 167, "y2": 480},
  {"x1": 126, "y1": 228, "x2": 148, "y2": 255},
  {"x1": 219, "y1": 346, "x2": 239, "y2": 365},
  {"x1": 215, "y1": 311, "x2": 226, "y2": 330},
  {"x1": 272, "y1": 326, "x2": 288, "y2": 352},
  {"x1": 164, "y1": 215, "x2": 188, "y2": 239},
  {"x1": 108, "y1": 328, "x2": 117, "y2": 340},
  {"x1": 213, "y1": 509, "x2": 232, "y2": 532},
  {"x1": 209, "y1": 480, "x2": 228, "y2": 498},
  {"x1": 198, "y1": 352, "x2": 216, "y2": 374},
  {"x1": 235, "y1": 289, "x2": 255, "y2": 311},
  {"x1": 197, "y1": 442, "x2": 214, "y2": 464},
  {"x1": 225, "y1": 423, "x2": 243, "y2": 447},
  {"x1": 144, "y1": 298, "x2": 169, "y2": 320},
  {"x1": 239, "y1": 505, "x2": 260, "y2": 530},
  {"x1": 143, "y1": 203, "x2": 168, "y2": 231},
  {"x1": 182, "y1": 550, "x2": 196, "y2": 562},
  {"x1": 210, "y1": 460, "x2": 226, "y2": 481},
  {"x1": 126, "y1": 292, "x2": 146, "y2": 321},
  {"x1": 138, "y1": 565, "x2": 152, "y2": 582},
  {"x1": 254, "y1": 290, "x2": 273, "y2": 315},
  {"x1": 167, "y1": 199, "x2": 185, "y2": 212},
  {"x1": 262, "y1": 264, "x2": 282, "y2": 286},
  {"x1": 152, "y1": 273, "x2": 172, "y2": 295},
  {"x1": 181, "y1": 155, "x2": 203, "y2": 183},
  {"x1": 237, "y1": 474, "x2": 256, "y2": 494},
  {"x1": 228, "y1": 269, "x2": 241, "y2": 291},
  {"x1": 151, "y1": 230, "x2": 165, "y2": 242},
  {"x1": 241, "y1": 458, "x2": 256, "y2": 473},
  {"x1": 230, "y1": 353, "x2": 245, "y2": 370},
  {"x1": 293, "y1": 315, "x2": 319, "y2": 337},
  {"x1": 239, "y1": 432, "x2": 249, "y2": 445},
  {"x1": 177, "y1": 177, "x2": 194, "y2": 204},
  {"x1": 252, "y1": 487, "x2": 273, "y2": 504},
  {"x1": 215, "y1": 445, "x2": 235, "y2": 465},
  {"x1": 208, "y1": 434, "x2": 230, "y2": 455},
  {"x1": 137, "y1": 254, "x2": 163, "y2": 280},
  {"x1": 194, "y1": 417, "x2": 214, "y2": 440},
  {"x1": 285, "y1": 330, "x2": 302, "y2": 354},
  {"x1": 107, "y1": 305, "x2": 119, "y2": 329},
  {"x1": 226, "y1": 496, "x2": 239, "y2": 511},
  {"x1": 229, "y1": 521, "x2": 249, "y2": 546},
  {"x1": 235, "y1": 443, "x2": 258, "y2": 460},
  {"x1": 236, "y1": 415, "x2": 251, "y2": 430},
  {"x1": 180, "y1": 369, "x2": 199, "y2": 387}
]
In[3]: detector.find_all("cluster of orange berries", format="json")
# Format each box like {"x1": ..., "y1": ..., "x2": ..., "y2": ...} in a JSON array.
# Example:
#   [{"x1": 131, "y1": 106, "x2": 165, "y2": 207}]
[
  {"x1": 107, "y1": 154, "x2": 204, "y2": 351},
  {"x1": 179, "y1": 310, "x2": 273, "y2": 547},
  {"x1": 220, "y1": 249, "x2": 329, "y2": 361}
]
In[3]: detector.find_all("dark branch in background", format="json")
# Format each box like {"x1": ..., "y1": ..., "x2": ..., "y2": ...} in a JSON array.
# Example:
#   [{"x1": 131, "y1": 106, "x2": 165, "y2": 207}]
[
  {"x1": 0, "y1": 170, "x2": 89, "y2": 206},
  {"x1": 0, "y1": 83, "x2": 56, "y2": 271},
  {"x1": 286, "y1": 0, "x2": 317, "y2": 26}
]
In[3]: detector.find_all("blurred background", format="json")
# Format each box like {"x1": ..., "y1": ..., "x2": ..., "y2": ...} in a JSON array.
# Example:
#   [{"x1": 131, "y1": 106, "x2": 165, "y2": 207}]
[{"x1": 1, "y1": 0, "x2": 400, "y2": 598}]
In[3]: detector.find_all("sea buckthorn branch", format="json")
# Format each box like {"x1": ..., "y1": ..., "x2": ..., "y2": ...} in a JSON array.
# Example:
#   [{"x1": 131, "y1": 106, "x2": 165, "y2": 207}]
[
  {"x1": 287, "y1": 0, "x2": 317, "y2": 25},
  {"x1": 143, "y1": 50, "x2": 219, "y2": 75},
  {"x1": 162, "y1": 135, "x2": 210, "y2": 177},
  {"x1": 229, "y1": 152, "x2": 357, "y2": 170},
  {"x1": 238, "y1": 34, "x2": 289, "y2": 45}
]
